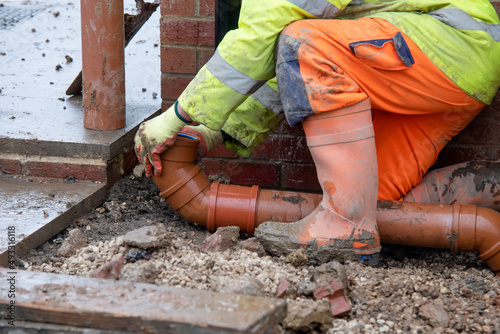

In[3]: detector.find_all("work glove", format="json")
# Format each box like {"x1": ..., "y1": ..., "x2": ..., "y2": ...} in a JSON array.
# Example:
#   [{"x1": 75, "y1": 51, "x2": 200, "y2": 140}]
[
  {"x1": 181, "y1": 124, "x2": 224, "y2": 160},
  {"x1": 134, "y1": 101, "x2": 190, "y2": 177}
]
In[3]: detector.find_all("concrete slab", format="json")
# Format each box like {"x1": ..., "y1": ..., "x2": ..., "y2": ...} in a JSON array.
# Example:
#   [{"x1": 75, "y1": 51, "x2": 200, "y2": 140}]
[
  {"x1": 0, "y1": 175, "x2": 106, "y2": 267},
  {"x1": 0, "y1": 0, "x2": 161, "y2": 160},
  {"x1": 0, "y1": 268, "x2": 286, "y2": 333}
]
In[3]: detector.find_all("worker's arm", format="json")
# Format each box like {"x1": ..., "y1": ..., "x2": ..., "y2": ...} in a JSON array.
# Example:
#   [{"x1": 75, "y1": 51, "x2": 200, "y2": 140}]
[
  {"x1": 178, "y1": 0, "x2": 354, "y2": 131},
  {"x1": 135, "y1": 0, "x2": 352, "y2": 176}
]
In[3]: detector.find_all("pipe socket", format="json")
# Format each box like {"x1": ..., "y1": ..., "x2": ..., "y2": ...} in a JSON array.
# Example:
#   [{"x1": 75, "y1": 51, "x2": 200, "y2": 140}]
[
  {"x1": 152, "y1": 134, "x2": 321, "y2": 233},
  {"x1": 152, "y1": 134, "x2": 500, "y2": 275},
  {"x1": 376, "y1": 200, "x2": 500, "y2": 274}
]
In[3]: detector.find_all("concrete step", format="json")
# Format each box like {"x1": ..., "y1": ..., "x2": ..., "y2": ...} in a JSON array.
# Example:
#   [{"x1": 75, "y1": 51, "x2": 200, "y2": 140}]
[
  {"x1": 0, "y1": 0, "x2": 161, "y2": 184},
  {"x1": 0, "y1": 0, "x2": 163, "y2": 265},
  {"x1": 0, "y1": 175, "x2": 106, "y2": 266}
]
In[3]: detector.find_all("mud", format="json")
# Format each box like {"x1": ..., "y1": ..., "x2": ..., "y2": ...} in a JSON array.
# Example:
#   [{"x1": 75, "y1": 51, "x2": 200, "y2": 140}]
[
  {"x1": 255, "y1": 210, "x2": 378, "y2": 266},
  {"x1": 449, "y1": 160, "x2": 500, "y2": 195},
  {"x1": 19, "y1": 172, "x2": 500, "y2": 333}
]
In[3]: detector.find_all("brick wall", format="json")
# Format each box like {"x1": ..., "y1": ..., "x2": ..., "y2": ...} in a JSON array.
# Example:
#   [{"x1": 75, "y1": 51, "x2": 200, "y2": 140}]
[
  {"x1": 160, "y1": 0, "x2": 215, "y2": 111},
  {"x1": 160, "y1": 0, "x2": 500, "y2": 192},
  {"x1": 434, "y1": 1, "x2": 500, "y2": 168}
]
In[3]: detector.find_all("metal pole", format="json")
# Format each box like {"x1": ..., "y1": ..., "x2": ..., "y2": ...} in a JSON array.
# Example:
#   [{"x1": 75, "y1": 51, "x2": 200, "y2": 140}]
[{"x1": 81, "y1": 0, "x2": 126, "y2": 130}]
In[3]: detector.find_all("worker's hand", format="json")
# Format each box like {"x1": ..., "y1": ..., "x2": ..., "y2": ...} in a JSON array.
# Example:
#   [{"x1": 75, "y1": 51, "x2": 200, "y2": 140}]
[
  {"x1": 134, "y1": 102, "x2": 190, "y2": 177},
  {"x1": 181, "y1": 125, "x2": 224, "y2": 160}
]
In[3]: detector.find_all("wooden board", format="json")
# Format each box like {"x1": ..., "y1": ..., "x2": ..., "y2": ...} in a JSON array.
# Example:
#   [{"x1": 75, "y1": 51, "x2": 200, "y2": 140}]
[{"x1": 0, "y1": 268, "x2": 286, "y2": 333}]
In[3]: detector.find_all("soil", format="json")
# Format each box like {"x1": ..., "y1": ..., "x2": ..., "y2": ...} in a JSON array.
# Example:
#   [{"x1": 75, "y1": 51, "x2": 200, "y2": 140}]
[{"x1": 19, "y1": 171, "x2": 500, "y2": 334}]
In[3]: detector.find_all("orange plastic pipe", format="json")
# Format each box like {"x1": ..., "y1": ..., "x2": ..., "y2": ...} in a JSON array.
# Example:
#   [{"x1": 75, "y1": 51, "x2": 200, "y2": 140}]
[
  {"x1": 376, "y1": 200, "x2": 500, "y2": 274},
  {"x1": 152, "y1": 134, "x2": 500, "y2": 275},
  {"x1": 152, "y1": 134, "x2": 321, "y2": 233},
  {"x1": 81, "y1": 0, "x2": 126, "y2": 130}
]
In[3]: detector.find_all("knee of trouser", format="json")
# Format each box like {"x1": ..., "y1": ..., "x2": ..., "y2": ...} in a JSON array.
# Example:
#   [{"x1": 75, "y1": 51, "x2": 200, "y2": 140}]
[
  {"x1": 275, "y1": 21, "x2": 313, "y2": 68},
  {"x1": 276, "y1": 36, "x2": 300, "y2": 70},
  {"x1": 275, "y1": 22, "x2": 319, "y2": 127}
]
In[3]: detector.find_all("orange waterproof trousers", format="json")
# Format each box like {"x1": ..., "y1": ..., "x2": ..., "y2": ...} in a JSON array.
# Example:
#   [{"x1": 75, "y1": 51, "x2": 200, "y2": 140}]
[{"x1": 276, "y1": 17, "x2": 484, "y2": 201}]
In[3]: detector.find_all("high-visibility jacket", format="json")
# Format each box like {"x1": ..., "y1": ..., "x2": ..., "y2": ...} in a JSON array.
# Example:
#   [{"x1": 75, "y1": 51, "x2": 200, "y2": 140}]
[{"x1": 178, "y1": 0, "x2": 500, "y2": 156}]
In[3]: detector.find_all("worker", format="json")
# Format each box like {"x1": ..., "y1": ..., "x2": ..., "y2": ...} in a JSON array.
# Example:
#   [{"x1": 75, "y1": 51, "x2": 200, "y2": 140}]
[{"x1": 135, "y1": 0, "x2": 500, "y2": 264}]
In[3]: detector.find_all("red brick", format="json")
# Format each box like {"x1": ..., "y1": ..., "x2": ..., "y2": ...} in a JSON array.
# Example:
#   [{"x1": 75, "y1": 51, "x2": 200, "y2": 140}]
[
  {"x1": 250, "y1": 136, "x2": 312, "y2": 162},
  {"x1": 161, "y1": 101, "x2": 173, "y2": 111},
  {"x1": 275, "y1": 277, "x2": 294, "y2": 299},
  {"x1": 203, "y1": 159, "x2": 280, "y2": 188},
  {"x1": 313, "y1": 280, "x2": 351, "y2": 317},
  {"x1": 250, "y1": 137, "x2": 281, "y2": 160},
  {"x1": 205, "y1": 145, "x2": 238, "y2": 158},
  {"x1": 23, "y1": 161, "x2": 106, "y2": 182},
  {"x1": 89, "y1": 256, "x2": 125, "y2": 280},
  {"x1": 160, "y1": 18, "x2": 214, "y2": 46},
  {"x1": 490, "y1": 147, "x2": 500, "y2": 160},
  {"x1": 161, "y1": 46, "x2": 197, "y2": 74},
  {"x1": 199, "y1": 0, "x2": 215, "y2": 16},
  {"x1": 161, "y1": 74, "x2": 193, "y2": 100},
  {"x1": 198, "y1": 20, "x2": 215, "y2": 46},
  {"x1": 432, "y1": 145, "x2": 491, "y2": 170},
  {"x1": 282, "y1": 163, "x2": 320, "y2": 191},
  {"x1": 161, "y1": 0, "x2": 196, "y2": 16},
  {"x1": 0, "y1": 159, "x2": 22, "y2": 175},
  {"x1": 202, "y1": 226, "x2": 240, "y2": 252},
  {"x1": 451, "y1": 115, "x2": 500, "y2": 146},
  {"x1": 197, "y1": 48, "x2": 214, "y2": 70},
  {"x1": 492, "y1": 2, "x2": 500, "y2": 17},
  {"x1": 161, "y1": 18, "x2": 200, "y2": 45}
]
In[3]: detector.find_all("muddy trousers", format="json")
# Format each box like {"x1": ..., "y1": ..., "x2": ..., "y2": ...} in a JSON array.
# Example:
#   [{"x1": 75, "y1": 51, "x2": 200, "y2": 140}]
[{"x1": 275, "y1": 17, "x2": 485, "y2": 201}]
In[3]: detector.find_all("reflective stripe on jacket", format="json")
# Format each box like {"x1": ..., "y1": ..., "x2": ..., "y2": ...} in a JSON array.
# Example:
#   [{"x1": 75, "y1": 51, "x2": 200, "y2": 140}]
[
  {"x1": 178, "y1": 0, "x2": 500, "y2": 132},
  {"x1": 341, "y1": 0, "x2": 500, "y2": 104}
]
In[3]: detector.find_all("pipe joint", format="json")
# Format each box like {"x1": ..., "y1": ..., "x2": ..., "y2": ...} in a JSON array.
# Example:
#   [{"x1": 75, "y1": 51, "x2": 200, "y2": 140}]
[{"x1": 153, "y1": 136, "x2": 500, "y2": 276}]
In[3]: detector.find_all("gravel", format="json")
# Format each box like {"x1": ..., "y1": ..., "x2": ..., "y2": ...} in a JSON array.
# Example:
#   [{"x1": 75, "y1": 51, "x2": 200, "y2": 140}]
[{"x1": 20, "y1": 170, "x2": 500, "y2": 333}]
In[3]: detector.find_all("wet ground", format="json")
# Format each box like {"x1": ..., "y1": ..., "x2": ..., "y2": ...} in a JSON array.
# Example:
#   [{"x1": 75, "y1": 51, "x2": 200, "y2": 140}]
[
  {"x1": 0, "y1": 0, "x2": 161, "y2": 263},
  {"x1": 4, "y1": 1, "x2": 500, "y2": 332}
]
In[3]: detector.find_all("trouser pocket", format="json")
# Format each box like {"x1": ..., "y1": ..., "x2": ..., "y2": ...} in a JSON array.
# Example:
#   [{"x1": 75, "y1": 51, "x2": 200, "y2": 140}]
[{"x1": 349, "y1": 32, "x2": 415, "y2": 70}]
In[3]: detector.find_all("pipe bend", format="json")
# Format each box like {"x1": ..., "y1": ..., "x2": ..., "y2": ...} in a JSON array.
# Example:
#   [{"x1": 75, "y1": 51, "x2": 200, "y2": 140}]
[
  {"x1": 152, "y1": 135, "x2": 500, "y2": 275},
  {"x1": 475, "y1": 207, "x2": 500, "y2": 274},
  {"x1": 152, "y1": 134, "x2": 211, "y2": 226},
  {"x1": 152, "y1": 133, "x2": 321, "y2": 233}
]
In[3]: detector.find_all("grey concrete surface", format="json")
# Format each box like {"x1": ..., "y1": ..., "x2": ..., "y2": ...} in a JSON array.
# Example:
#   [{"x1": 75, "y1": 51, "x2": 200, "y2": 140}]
[
  {"x1": 0, "y1": 0, "x2": 161, "y2": 158},
  {"x1": 0, "y1": 0, "x2": 161, "y2": 265},
  {"x1": 0, "y1": 175, "x2": 106, "y2": 267}
]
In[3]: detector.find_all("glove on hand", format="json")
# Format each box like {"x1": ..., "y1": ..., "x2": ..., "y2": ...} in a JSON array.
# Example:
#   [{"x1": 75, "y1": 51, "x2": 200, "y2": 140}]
[
  {"x1": 181, "y1": 124, "x2": 224, "y2": 160},
  {"x1": 134, "y1": 102, "x2": 190, "y2": 177}
]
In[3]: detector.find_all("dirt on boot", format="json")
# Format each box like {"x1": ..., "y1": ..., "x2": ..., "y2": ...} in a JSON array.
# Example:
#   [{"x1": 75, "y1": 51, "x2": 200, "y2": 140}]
[{"x1": 255, "y1": 219, "x2": 379, "y2": 266}]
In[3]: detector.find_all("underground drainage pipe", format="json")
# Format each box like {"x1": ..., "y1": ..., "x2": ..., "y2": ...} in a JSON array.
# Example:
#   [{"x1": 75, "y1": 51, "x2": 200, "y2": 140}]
[
  {"x1": 152, "y1": 134, "x2": 500, "y2": 275},
  {"x1": 81, "y1": 0, "x2": 126, "y2": 130}
]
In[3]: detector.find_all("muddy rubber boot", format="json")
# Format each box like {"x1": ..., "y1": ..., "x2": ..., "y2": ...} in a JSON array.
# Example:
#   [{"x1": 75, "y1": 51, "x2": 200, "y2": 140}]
[{"x1": 255, "y1": 99, "x2": 380, "y2": 265}]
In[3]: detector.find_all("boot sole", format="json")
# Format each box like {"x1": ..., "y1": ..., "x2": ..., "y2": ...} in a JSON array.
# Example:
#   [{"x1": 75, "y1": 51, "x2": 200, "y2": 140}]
[{"x1": 303, "y1": 243, "x2": 381, "y2": 266}]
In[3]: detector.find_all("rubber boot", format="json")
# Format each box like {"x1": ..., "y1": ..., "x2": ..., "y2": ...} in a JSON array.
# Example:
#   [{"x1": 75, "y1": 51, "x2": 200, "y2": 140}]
[{"x1": 255, "y1": 99, "x2": 380, "y2": 264}]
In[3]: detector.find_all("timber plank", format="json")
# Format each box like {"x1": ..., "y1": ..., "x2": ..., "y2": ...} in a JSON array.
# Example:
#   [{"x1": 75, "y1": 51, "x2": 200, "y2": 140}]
[{"x1": 0, "y1": 268, "x2": 286, "y2": 333}]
